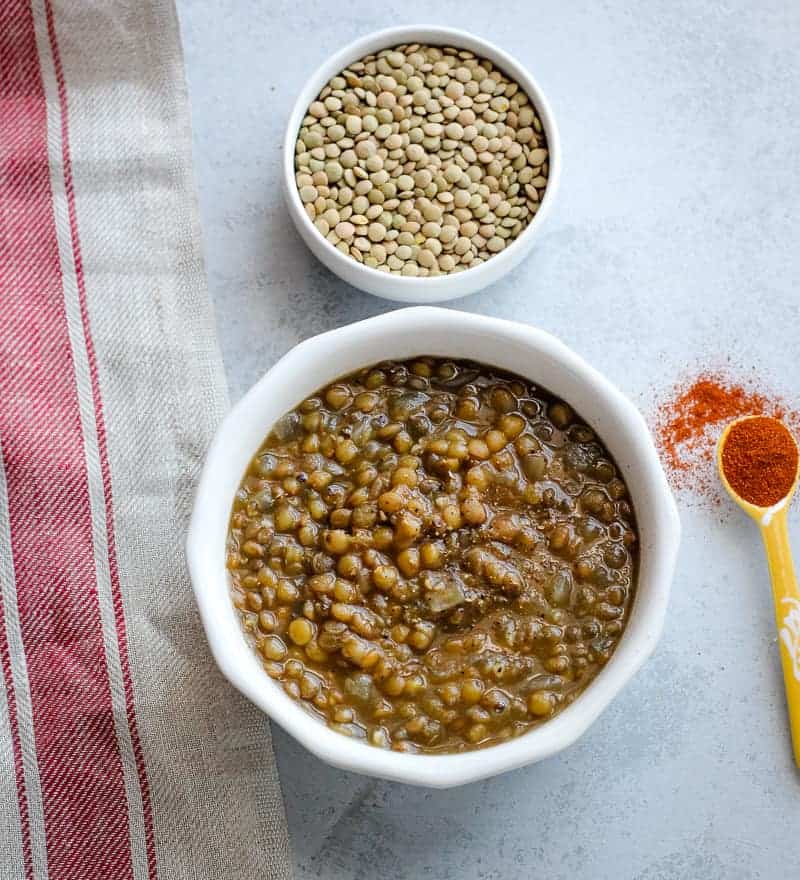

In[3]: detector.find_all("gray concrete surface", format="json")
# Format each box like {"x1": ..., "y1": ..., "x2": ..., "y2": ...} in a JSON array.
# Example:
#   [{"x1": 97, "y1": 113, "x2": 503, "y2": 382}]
[{"x1": 177, "y1": 2, "x2": 800, "y2": 877}]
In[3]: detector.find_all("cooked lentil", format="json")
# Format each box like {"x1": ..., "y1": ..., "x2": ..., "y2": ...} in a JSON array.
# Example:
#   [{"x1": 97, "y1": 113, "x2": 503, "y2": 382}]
[
  {"x1": 295, "y1": 44, "x2": 549, "y2": 277},
  {"x1": 227, "y1": 359, "x2": 638, "y2": 753}
]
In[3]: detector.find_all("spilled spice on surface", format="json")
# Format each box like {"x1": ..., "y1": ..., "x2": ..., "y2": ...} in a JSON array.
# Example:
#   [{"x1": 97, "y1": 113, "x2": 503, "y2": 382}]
[{"x1": 652, "y1": 372, "x2": 800, "y2": 502}]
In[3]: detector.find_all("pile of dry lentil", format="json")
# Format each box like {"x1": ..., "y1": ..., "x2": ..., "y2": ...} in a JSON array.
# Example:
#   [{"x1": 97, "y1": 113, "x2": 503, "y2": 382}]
[
  {"x1": 227, "y1": 359, "x2": 638, "y2": 753},
  {"x1": 294, "y1": 44, "x2": 549, "y2": 276}
]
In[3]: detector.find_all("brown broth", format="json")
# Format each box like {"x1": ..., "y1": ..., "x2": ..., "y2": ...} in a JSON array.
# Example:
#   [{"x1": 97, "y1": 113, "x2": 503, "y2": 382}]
[{"x1": 227, "y1": 358, "x2": 638, "y2": 753}]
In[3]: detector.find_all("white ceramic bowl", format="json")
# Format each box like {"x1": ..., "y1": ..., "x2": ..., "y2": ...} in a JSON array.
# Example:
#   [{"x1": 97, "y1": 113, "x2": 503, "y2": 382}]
[
  {"x1": 187, "y1": 308, "x2": 680, "y2": 787},
  {"x1": 282, "y1": 26, "x2": 561, "y2": 303}
]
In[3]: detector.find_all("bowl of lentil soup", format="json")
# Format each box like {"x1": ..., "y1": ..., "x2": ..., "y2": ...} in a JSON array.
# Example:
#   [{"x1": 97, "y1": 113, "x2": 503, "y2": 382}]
[
  {"x1": 187, "y1": 308, "x2": 680, "y2": 787},
  {"x1": 283, "y1": 26, "x2": 560, "y2": 302}
]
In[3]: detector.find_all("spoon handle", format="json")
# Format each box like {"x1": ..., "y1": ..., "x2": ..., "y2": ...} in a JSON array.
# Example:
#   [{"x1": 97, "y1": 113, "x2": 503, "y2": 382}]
[{"x1": 760, "y1": 507, "x2": 800, "y2": 767}]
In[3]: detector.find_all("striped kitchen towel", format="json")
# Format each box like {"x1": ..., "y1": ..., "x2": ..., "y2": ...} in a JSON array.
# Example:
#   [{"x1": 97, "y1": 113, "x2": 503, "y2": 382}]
[{"x1": 0, "y1": 2, "x2": 292, "y2": 878}]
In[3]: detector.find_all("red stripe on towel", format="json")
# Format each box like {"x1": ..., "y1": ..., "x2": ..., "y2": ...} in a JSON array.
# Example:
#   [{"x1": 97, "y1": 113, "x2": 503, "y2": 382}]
[
  {"x1": 43, "y1": 4, "x2": 157, "y2": 876},
  {"x1": 0, "y1": 2, "x2": 134, "y2": 877}
]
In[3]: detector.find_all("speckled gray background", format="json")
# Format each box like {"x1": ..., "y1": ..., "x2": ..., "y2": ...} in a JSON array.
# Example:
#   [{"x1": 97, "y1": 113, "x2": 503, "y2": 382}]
[{"x1": 176, "y1": 2, "x2": 800, "y2": 877}]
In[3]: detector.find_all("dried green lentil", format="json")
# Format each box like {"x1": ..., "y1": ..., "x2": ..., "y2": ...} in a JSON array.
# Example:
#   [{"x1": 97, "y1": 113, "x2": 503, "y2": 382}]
[{"x1": 294, "y1": 44, "x2": 549, "y2": 277}]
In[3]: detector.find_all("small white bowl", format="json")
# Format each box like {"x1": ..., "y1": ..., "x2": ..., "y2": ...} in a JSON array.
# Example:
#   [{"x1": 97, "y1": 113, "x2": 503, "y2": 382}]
[
  {"x1": 187, "y1": 308, "x2": 680, "y2": 788},
  {"x1": 282, "y1": 25, "x2": 561, "y2": 303}
]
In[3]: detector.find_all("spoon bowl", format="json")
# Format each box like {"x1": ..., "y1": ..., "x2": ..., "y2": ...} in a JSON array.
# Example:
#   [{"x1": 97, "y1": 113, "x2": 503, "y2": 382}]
[{"x1": 717, "y1": 415, "x2": 800, "y2": 524}]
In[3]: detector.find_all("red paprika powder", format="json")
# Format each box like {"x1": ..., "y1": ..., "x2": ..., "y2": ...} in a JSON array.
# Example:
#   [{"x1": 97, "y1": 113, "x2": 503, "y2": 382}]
[
  {"x1": 653, "y1": 372, "x2": 800, "y2": 501},
  {"x1": 720, "y1": 417, "x2": 798, "y2": 507}
]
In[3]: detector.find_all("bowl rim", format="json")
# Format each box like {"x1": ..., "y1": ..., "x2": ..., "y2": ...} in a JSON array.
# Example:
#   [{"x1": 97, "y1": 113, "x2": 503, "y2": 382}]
[
  {"x1": 187, "y1": 308, "x2": 681, "y2": 787},
  {"x1": 282, "y1": 24, "x2": 562, "y2": 303}
]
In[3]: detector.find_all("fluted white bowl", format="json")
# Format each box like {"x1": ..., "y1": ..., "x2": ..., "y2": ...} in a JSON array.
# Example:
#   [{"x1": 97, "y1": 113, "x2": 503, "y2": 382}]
[{"x1": 187, "y1": 308, "x2": 680, "y2": 787}]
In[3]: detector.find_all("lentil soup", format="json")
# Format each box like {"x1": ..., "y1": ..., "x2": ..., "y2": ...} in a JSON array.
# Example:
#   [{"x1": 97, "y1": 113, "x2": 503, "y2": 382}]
[{"x1": 227, "y1": 358, "x2": 638, "y2": 753}]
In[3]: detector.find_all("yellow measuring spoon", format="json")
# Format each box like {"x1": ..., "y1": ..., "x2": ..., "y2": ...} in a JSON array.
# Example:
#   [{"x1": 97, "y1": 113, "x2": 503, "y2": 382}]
[{"x1": 717, "y1": 415, "x2": 800, "y2": 766}]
